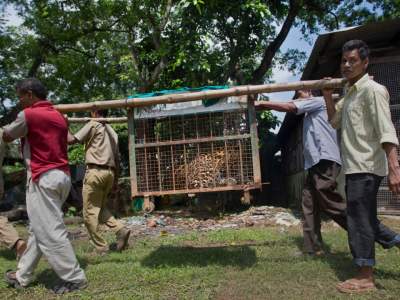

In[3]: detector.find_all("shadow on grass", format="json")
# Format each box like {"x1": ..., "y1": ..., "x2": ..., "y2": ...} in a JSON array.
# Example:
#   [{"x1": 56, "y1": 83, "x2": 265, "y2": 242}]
[
  {"x1": 182, "y1": 239, "x2": 295, "y2": 248},
  {"x1": 141, "y1": 244, "x2": 257, "y2": 268},
  {"x1": 0, "y1": 249, "x2": 16, "y2": 261},
  {"x1": 292, "y1": 234, "x2": 400, "y2": 283},
  {"x1": 17, "y1": 255, "x2": 90, "y2": 290},
  {"x1": 292, "y1": 235, "x2": 357, "y2": 281}
]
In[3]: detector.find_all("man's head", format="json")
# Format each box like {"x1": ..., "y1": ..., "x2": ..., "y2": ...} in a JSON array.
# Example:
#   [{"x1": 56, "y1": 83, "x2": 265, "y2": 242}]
[
  {"x1": 295, "y1": 89, "x2": 312, "y2": 100},
  {"x1": 90, "y1": 109, "x2": 109, "y2": 119},
  {"x1": 341, "y1": 40, "x2": 369, "y2": 84},
  {"x1": 15, "y1": 78, "x2": 47, "y2": 108}
]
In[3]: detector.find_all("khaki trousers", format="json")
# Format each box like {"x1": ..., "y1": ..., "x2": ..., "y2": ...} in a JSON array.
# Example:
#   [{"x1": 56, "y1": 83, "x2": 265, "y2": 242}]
[
  {"x1": 0, "y1": 172, "x2": 20, "y2": 249},
  {"x1": 16, "y1": 169, "x2": 86, "y2": 286},
  {"x1": 0, "y1": 216, "x2": 19, "y2": 249},
  {"x1": 82, "y1": 167, "x2": 124, "y2": 249}
]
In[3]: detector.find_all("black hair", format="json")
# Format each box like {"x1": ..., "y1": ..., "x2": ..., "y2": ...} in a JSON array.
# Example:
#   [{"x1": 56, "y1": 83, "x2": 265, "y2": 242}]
[
  {"x1": 342, "y1": 40, "x2": 370, "y2": 60},
  {"x1": 16, "y1": 78, "x2": 47, "y2": 99},
  {"x1": 97, "y1": 109, "x2": 109, "y2": 117},
  {"x1": 294, "y1": 89, "x2": 313, "y2": 98}
]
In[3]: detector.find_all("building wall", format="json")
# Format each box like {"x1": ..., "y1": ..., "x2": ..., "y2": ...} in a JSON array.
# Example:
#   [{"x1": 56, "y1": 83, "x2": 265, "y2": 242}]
[
  {"x1": 285, "y1": 171, "x2": 305, "y2": 209},
  {"x1": 369, "y1": 57, "x2": 400, "y2": 214},
  {"x1": 281, "y1": 119, "x2": 304, "y2": 208}
]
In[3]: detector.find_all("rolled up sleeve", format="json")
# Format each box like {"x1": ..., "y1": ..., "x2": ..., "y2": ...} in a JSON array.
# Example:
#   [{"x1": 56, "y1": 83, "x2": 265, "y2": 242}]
[
  {"x1": 293, "y1": 97, "x2": 325, "y2": 115},
  {"x1": 369, "y1": 87, "x2": 399, "y2": 146},
  {"x1": 3, "y1": 112, "x2": 28, "y2": 139},
  {"x1": 74, "y1": 122, "x2": 94, "y2": 143}
]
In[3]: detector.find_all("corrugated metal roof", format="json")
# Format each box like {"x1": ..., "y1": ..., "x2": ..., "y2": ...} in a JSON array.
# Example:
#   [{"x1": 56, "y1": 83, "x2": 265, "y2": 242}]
[{"x1": 302, "y1": 18, "x2": 400, "y2": 80}]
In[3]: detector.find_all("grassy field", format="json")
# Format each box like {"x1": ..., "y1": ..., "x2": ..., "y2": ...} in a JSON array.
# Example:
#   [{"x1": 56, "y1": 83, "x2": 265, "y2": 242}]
[{"x1": 1, "y1": 218, "x2": 400, "y2": 299}]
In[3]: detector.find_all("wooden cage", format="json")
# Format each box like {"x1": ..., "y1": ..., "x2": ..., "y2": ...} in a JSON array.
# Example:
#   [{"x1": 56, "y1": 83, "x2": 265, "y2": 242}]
[{"x1": 127, "y1": 96, "x2": 262, "y2": 203}]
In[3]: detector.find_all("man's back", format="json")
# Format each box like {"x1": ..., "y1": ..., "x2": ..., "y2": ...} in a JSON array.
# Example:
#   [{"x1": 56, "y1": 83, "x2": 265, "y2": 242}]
[
  {"x1": 74, "y1": 121, "x2": 118, "y2": 167},
  {"x1": 24, "y1": 101, "x2": 69, "y2": 180},
  {"x1": 294, "y1": 97, "x2": 341, "y2": 170}
]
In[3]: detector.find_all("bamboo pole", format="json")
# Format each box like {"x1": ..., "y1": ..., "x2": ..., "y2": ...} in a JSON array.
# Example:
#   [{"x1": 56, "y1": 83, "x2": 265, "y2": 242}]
[
  {"x1": 68, "y1": 117, "x2": 127, "y2": 123},
  {"x1": 55, "y1": 78, "x2": 347, "y2": 113},
  {"x1": 67, "y1": 96, "x2": 342, "y2": 123}
]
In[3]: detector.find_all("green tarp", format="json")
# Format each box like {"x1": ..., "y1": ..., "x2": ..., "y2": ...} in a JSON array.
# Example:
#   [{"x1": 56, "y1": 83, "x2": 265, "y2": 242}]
[{"x1": 128, "y1": 85, "x2": 229, "y2": 106}]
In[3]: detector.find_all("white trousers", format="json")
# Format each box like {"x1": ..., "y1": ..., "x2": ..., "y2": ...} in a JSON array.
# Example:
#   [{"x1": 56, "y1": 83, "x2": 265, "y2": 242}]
[{"x1": 16, "y1": 169, "x2": 86, "y2": 286}]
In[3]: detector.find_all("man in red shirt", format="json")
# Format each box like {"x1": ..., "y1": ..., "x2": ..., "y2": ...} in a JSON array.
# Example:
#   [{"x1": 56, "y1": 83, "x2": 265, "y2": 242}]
[{"x1": 2, "y1": 78, "x2": 87, "y2": 294}]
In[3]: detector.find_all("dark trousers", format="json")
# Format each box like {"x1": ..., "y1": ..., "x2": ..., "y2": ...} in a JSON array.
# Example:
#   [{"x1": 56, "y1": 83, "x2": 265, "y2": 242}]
[
  {"x1": 302, "y1": 160, "x2": 400, "y2": 254},
  {"x1": 346, "y1": 173, "x2": 400, "y2": 267},
  {"x1": 302, "y1": 160, "x2": 347, "y2": 253}
]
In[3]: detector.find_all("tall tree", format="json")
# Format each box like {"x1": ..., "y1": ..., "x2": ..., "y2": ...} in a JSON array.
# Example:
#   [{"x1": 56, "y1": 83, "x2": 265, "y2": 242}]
[{"x1": 1, "y1": 0, "x2": 398, "y2": 110}]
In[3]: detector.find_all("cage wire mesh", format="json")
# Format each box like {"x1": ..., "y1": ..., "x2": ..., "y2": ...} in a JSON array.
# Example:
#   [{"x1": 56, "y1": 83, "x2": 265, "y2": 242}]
[
  {"x1": 369, "y1": 61, "x2": 400, "y2": 212},
  {"x1": 133, "y1": 109, "x2": 255, "y2": 194}
]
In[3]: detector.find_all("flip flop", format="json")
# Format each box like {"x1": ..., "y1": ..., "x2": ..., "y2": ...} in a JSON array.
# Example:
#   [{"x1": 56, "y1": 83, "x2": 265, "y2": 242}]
[{"x1": 336, "y1": 279, "x2": 376, "y2": 294}]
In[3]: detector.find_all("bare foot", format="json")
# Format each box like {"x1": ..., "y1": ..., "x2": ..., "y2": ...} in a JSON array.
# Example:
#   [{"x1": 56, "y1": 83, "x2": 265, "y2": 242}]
[{"x1": 15, "y1": 240, "x2": 27, "y2": 261}]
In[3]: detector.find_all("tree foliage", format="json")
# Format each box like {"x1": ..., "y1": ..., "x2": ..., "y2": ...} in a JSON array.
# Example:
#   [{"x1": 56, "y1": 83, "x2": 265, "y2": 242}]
[
  {"x1": 2, "y1": 0, "x2": 397, "y2": 110},
  {"x1": 1, "y1": 0, "x2": 399, "y2": 166}
]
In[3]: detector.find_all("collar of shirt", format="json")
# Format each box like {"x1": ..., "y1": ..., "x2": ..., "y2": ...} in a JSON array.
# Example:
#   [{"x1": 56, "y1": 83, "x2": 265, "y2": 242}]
[
  {"x1": 345, "y1": 73, "x2": 369, "y2": 94},
  {"x1": 29, "y1": 100, "x2": 53, "y2": 109}
]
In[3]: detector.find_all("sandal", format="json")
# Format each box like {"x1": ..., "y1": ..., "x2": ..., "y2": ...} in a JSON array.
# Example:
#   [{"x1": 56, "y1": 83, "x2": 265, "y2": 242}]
[
  {"x1": 4, "y1": 269, "x2": 23, "y2": 289},
  {"x1": 52, "y1": 280, "x2": 88, "y2": 294},
  {"x1": 337, "y1": 279, "x2": 376, "y2": 294}
]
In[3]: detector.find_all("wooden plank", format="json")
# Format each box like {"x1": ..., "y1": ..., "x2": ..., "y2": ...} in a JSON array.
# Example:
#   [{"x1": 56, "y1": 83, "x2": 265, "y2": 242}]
[
  {"x1": 134, "y1": 134, "x2": 251, "y2": 148},
  {"x1": 127, "y1": 110, "x2": 138, "y2": 198},
  {"x1": 132, "y1": 183, "x2": 265, "y2": 197},
  {"x1": 370, "y1": 55, "x2": 400, "y2": 64},
  {"x1": 248, "y1": 95, "x2": 262, "y2": 185}
]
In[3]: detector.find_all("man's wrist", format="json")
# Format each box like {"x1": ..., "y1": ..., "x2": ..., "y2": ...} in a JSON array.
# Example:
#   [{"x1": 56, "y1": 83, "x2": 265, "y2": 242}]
[{"x1": 389, "y1": 165, "x2": 400, "y2": 172}]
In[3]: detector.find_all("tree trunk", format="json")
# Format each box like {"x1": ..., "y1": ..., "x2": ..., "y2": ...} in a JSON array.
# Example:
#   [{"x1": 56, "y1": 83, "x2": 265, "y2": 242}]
[{"x1": 250, "y1": 0, "x2": 300, "y2": 84}]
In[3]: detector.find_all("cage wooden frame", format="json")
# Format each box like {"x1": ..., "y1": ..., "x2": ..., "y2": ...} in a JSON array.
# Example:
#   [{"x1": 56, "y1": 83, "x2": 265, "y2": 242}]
[{"x1": 127, "y1": 96, "x2": 262, "y2": 198}]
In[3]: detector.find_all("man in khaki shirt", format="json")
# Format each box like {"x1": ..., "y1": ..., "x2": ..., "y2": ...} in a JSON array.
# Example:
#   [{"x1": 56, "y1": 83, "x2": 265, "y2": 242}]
[
  {"x1": 324, "y1": 40, "x2": 400, "y2": 293},
  {"x1": 0, "y1": 128, "x2": 26, "y2": 259},
  {"x1": 68, "y1": 109, "x2": 130, "y2": 254}
]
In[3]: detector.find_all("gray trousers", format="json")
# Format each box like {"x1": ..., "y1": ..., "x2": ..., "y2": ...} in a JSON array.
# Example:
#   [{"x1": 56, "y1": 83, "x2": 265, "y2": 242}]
[{"x1": 16, "y1": 169, "x2": 86, "y2": 286}]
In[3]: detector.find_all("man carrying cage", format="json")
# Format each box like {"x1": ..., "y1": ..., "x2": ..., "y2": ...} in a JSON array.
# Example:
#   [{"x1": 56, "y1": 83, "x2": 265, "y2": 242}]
[
  {"x1": 3, "y1": 78, "x2": 87, "y2": 294},
  {"x1": 256, "y1": 88, "x2": 400, "y2": 261},
  {"x1": 256, "y1": 89, "x2": 346, "y2": 256},
  {"x1": 323, "y1": 39, "x2": 400, "y2": 293},
  {"x1": 68, "y1": 109, "x2": 130, "y2": 255},
  {"x1": 0, "y1": 128, "x2": 27, "y2": 260}
]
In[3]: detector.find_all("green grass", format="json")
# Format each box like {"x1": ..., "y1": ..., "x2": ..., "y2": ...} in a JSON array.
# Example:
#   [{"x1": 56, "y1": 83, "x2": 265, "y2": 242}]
[{"x1": 1, "y1": 219, "x2": 400, "y2": 299}]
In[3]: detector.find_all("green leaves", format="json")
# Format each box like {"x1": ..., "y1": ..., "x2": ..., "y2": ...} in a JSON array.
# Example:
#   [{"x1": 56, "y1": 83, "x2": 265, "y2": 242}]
[
  {"x1": 181, "y1": 0, "x2": 205, "y2": 14},
  {"x1": 68, "y1": 143, "x2": 85, "y2": 165},
  {"x1": 1, "y1": 1, "x2": 399, "y2": 122},
  {"x1": 242, "y1": 0, "x2": 271, "y2": 18}
]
